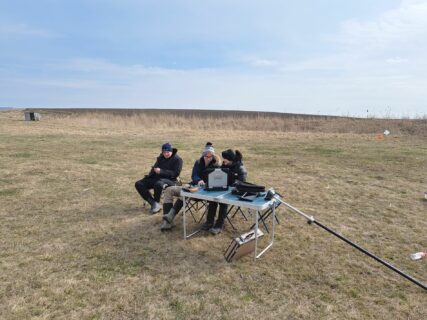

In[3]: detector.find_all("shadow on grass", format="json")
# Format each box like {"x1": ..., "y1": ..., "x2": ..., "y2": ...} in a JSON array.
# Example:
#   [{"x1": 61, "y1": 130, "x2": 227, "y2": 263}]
[{"x1": 79, "y1": 204, "x2": 239, "y2": 282}]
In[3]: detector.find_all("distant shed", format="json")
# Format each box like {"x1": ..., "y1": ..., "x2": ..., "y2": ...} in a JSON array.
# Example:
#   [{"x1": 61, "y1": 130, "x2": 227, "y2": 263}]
[{"x1": 24, "y1": 112, "x2": 41, "y2": 121}]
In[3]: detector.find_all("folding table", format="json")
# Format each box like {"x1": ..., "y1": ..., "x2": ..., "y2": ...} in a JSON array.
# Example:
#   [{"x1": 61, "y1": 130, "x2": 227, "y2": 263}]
[{"x1": 180, "y1": 187, "x2": 278, "y2": 259}]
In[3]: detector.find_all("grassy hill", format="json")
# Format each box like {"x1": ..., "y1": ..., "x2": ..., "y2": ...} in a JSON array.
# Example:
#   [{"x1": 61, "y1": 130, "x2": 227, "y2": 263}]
[{"x1": 1, "y1": 109, "x2": 426, "y2": 319}]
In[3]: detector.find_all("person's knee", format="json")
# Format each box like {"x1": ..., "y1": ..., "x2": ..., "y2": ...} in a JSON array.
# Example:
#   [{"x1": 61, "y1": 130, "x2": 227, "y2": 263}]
[
  {"x1": 171, "y1": 186, "x2": 182, "y2": 197},
  {"x1": 154, "y1": 181, "x2": 164, "y2": 190},
  {"x1": 153, "y1": 181, "x2": 164, "y2": 197},
  {"x1": 135, "y1": 180, "x2": 143, "y2": 190}
]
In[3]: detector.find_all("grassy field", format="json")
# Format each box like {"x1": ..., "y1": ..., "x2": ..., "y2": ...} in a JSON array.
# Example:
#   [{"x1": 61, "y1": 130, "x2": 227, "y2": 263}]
[{"x1": 0, "y1": 109, "x2": 426, "y2": 319}]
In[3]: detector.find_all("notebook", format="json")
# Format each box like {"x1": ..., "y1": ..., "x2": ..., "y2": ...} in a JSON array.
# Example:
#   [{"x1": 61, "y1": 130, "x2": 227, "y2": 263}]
[{"x1": 205, "y1": 168, "x2": 229, "y2": 191}]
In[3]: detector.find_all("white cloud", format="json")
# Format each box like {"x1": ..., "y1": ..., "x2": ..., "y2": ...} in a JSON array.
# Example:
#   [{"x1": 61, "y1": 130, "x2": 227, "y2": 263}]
[
  {"x1": 336, "y1": 0, "x2": 427, "y2": 51},
  {"x1": 0, "y1": 22, "x2": 55, "y2": 37},
  {"x1": 282, "y1": 0, "x2": 427, "y2": 75},
  {"x1": 46, "y1": 58, "x2": 184, "y2": 84},
  {"x1": 386, "y1": 57, "x2": 409, "y2": 64},
  {"x1": 280, "y1": 53, "x2": 356, "y2": 72},
  {"x1": 4, "y1": 57, "x2": 426, "y2": 118},
  {"x1": 247, "y1": 58, "x2": 278, "y2": 68}
]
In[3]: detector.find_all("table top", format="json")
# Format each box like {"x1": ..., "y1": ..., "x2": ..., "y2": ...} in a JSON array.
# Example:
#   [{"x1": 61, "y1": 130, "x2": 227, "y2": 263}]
[{"x1": 180, "y1": 187, "x2": 276, "y2": 211}]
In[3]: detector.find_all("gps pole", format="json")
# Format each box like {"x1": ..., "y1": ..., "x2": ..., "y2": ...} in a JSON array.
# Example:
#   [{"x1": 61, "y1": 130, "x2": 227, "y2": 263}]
[{"x1": 272, "y1": 195, "x2": 427, "y2": 291}]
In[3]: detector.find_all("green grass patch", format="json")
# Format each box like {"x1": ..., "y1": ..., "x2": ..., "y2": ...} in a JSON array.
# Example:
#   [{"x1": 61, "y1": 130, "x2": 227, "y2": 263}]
[
  {"x1": 11, "y1": 152, "x2": 32, "y2": 158},
  {"x1": 303, "y1": 146, "x2": 343, "y2": 156},
  {"x1": 0, "y1": 188, "x2": 18, "y2": 196},
  {"x1": 80, "y1": 158, "x2": 98, "y2": 164}
]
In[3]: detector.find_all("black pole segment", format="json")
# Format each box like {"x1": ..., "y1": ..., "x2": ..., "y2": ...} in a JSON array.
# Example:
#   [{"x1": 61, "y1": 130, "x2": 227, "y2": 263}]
[{"x1": 313, "y1": 220, "x2": 427, "y2": 291}]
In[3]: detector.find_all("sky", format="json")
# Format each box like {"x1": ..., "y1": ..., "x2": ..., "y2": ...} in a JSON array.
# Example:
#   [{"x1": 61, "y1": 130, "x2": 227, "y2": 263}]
[{"x1": 1, "y1": 0, "x2": 426, "y2": 117}]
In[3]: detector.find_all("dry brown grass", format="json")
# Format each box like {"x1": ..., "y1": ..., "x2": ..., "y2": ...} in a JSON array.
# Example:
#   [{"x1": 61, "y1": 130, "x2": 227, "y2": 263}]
[
  {"x1": 1, "y1": 109, "x2": 426, "y2": 320},
  {"x1": 28, "y1": 108, "x2": 427, "y2": 136}
]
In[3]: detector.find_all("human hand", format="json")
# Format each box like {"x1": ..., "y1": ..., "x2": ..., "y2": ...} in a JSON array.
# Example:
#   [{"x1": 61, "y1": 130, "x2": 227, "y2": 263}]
[
  {"x1": 154, "y1": 167, "x2": 161, "y2": 174},
  {"x1": 198, "y1": 180, "x2": 205, "y2": 186}
]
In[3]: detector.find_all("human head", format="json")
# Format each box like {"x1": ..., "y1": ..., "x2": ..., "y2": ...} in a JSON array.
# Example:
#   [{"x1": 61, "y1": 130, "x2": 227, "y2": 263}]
[
  {"x1": 221, "y1": 149, "x2": 242, "y2": 166},
  {"x1": 162, "y1": 143, "x2": 173, "y2": 158},
  {"x1": 221, "y1": 149, "x2": 235, "y2": 166},
  {"x1": 202, "y1": 142, "x2": 215, "y2": 163},
  {"x1": 202, "y1": 142, "x2": 215, "y2": 157}
]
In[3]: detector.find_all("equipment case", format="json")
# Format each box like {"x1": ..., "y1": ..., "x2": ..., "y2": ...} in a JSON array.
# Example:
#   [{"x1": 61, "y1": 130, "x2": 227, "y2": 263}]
[{"x1": 224, "y1": 228, "x2": 264, "y2": 262}]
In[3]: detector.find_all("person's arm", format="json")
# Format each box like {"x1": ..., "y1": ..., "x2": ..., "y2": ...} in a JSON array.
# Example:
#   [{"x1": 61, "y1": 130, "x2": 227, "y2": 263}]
[
  {"x1": 236, "y1": 165, "x2": 247, "y2": 182},
  {"x1": 191, "y1": 160, "x2": 202, "y2": 185},
  {"x1": 148, "y1": 158, "x2": 159, "y2": 176}
]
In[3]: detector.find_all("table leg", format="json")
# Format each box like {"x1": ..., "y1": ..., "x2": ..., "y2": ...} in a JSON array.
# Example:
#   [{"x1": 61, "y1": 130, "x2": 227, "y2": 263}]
[
  {"x1": 255, "y1": 203, "x2": 276, "y2": 259},
  {"x1": 272, "y1": 202, "x2": 276, "y2": 243},
  {"x1": 254, "y1": 210, "x2": 259, "y2": 261},
  {"x1": 183, "y1": 195, "x2": 187, "y2": 240}
]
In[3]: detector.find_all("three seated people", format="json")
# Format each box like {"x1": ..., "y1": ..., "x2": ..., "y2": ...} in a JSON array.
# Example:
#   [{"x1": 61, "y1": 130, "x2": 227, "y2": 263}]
[{"x1": 135, "y1": 142, "x2": 247, "y2": 235}]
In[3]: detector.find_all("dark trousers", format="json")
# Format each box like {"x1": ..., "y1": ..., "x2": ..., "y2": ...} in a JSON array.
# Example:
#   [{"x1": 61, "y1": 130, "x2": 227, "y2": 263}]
[
  {"x1": 206, "y1": 202, "x2": 228, "y2": 227},
  {"x1": 135, "y1": 177, "x2": 175, "y2": 204}
]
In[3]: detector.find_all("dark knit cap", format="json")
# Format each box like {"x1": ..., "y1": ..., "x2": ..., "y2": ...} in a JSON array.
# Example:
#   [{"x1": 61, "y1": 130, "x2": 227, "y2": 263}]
[
  {"x1": 222, "y1": 149, "x2": 236, "y2": 161},
  {"x1": 162, "y1": 143, "x2": 173, "y2": 152}
]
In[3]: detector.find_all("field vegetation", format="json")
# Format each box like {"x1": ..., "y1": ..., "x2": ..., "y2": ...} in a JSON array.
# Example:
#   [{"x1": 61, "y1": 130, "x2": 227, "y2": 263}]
[{"x1": 1, "y1": 109, "x2": 426, "y2": 319}]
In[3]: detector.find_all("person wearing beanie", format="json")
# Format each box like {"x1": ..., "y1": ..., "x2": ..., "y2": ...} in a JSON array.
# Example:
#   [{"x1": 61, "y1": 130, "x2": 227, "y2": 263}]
[
  {"x1": 202, "y1": 142, "x2": 215, "y2": 156},
  {"x1": 135, "y1": 142, "x2": 183, "y2": 214},
  {"x1": 160, "y1": 142, "x2": 220, "y2": 231},
  {"x1": 191, "y1": 142, "x2": 219, "y2": 187},
  {"x1": 201, "y1": 149, "x2": 247, "y2": 235},
  {"x1": 161, "y1": 143, "x2": 173, "y2": 152}
]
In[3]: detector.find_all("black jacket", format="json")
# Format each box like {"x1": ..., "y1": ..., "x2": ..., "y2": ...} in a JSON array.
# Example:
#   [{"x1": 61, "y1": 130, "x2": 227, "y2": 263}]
[
  {"x1": 224, "y1": 160, "x2": 247, "y2": 185},
  {"x1": 147, "y1": 148, "x2": 183, "y2": 181},
  {"x1": 191, "y1": 155, "x2": 220, "y2": 185}
]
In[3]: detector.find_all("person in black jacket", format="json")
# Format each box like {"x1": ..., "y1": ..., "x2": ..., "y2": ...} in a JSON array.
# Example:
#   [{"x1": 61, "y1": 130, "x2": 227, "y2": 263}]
[
  {"x1": 202, "y1": 149, "x2": 247, "y2": 235},
  {"x1": 135, "y1": 143, "x2": 183, "y2": 213}
]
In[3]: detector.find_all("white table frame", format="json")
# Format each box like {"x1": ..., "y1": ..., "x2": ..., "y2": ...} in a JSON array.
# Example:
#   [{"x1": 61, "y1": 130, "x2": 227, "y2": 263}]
[{"x1": 180, "y1": 187, "x2": 277, "y2": 260}]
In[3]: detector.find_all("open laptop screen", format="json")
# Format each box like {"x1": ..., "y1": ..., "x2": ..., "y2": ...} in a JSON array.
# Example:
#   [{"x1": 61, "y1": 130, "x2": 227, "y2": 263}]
[{"x1": 205, "y1": 168, "x2": 229, "y2": 191}]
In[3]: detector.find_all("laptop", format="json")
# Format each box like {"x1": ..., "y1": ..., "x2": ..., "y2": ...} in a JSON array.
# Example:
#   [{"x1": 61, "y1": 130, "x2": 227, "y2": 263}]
[{"x1": 205, "y1": 168, "x2": 229, "y2": 191}]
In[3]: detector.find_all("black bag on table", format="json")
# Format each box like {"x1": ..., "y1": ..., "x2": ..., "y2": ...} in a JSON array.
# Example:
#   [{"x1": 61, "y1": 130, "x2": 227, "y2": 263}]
[{"x1": 232, "y1": 181, "x2": 265, "y2": 196}]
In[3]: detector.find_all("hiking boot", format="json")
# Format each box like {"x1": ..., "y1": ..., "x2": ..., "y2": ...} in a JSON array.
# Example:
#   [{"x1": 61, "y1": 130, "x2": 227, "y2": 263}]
[
  {"x1": 163, "y1": 203, "x2": 173, "y2": 216},
  {"x1": 200, "y1": 222, "x2": 214, "y2": 231},
  {"x1": 163, "y1": 208, "x2": 176, "y2": 224},
  {"x1": 209, "y1": 226, "x2": 223, "y2": 235},
  {"x1": 160, "y1": 219, "x2": 173, "y2": 231},
  {"x1": 150, "y1": 201, "x2": 161, "y2": 214}
]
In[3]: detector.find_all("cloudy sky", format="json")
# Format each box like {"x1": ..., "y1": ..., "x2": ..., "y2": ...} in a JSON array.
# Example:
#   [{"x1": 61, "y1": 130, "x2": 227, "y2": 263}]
[{"x1": 1, "y1": 0, "x2": 426, "y2": 117}]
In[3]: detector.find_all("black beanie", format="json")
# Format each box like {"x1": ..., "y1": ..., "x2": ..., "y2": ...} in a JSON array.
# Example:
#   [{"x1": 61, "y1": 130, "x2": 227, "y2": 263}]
[{"x1": 222, "y1": 149, "x2": 236, "y2": 161}]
